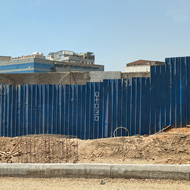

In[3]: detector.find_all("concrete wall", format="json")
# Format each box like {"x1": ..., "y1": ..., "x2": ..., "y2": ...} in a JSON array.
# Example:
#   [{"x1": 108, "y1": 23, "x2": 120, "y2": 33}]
[
  {"x1": 0, "y1": 72, "x2": 90, "y2": 85},
  {"x1": 0, "y1": 71, "x2": 150, "y2": 85},
  {"x1": 90, "y1": 71, "x2": 121, "y2": 82},
  {"x1": 121, "y1": 72, "x2": 150, "y2": 79},
  {"x1": 124, "y1": 65, "x2": 150, "y2": 73}
]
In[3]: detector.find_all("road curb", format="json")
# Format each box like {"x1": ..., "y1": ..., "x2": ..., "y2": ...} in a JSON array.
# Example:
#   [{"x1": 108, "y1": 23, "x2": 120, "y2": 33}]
[{"x1": 0, "y1": 163, "x2": 190, "y2": 180}]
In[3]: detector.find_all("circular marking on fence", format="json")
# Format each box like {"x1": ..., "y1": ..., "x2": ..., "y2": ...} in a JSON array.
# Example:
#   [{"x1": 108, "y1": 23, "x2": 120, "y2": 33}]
[{"x1": 113, "y1": 127, "x2": 129, "y2": 137}]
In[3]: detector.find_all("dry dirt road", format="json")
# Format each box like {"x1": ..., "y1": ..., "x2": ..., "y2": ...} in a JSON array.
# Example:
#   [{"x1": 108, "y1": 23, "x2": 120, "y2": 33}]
[{"x1": 0, "y1": 178, "x2": 190, "y2": 190}]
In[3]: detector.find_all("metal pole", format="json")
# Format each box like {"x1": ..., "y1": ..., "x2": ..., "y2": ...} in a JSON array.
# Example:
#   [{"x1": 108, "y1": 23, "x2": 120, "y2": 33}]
[{"x1": 69, "y1": 58, "x2": 71, "y2": 85}]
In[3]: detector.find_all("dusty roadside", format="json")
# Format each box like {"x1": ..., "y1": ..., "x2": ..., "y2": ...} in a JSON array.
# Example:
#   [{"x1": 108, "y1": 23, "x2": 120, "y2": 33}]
[
  {"x1": 0, "y1": 178, "x2": 190, "y2": 190},
  {"x1": 0, "y1": 127, "x2": 190, "y2": 164}
]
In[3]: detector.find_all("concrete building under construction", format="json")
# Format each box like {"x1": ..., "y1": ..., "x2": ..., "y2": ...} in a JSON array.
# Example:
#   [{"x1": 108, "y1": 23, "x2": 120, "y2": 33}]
[{"x1": 48, "y1": 50, "x2": 95, "y2": 65}]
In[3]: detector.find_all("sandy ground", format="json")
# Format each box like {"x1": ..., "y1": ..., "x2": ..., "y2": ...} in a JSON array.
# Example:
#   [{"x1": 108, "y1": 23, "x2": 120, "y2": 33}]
[
  {"x1": 1, "y1": 127, "x2": 190, "y2": 164},
  {"x1": 0, "y1": 178, "x2": 190, "y2": 190}
]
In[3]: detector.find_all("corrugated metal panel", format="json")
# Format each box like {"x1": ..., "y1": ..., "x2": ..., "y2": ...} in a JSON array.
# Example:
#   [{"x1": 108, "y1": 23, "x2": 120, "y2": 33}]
[
  {"x1": 0, "y1": 56, "x2": 190, "y2": 139},
  {"x1": 0, "y1": 80, "x2": 149, "y2": 139},
  {"x1": 150, "y1": 56, "x2": 190, "y2": 131}
]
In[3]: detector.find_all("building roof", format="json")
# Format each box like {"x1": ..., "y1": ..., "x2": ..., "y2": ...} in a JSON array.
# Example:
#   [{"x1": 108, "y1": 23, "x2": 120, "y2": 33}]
[{"x1": 126, "y1": 59, "x2": 164, "y2": 67}]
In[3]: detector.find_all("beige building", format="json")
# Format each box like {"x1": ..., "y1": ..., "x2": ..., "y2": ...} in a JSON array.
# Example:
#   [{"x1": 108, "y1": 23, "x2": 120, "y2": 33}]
[
  {"x1": 0, "y1": 56, "x2": 11, "y2": 62},
  {"x1": 124, "y1": 59, "x2": 164, "y2": 73}
]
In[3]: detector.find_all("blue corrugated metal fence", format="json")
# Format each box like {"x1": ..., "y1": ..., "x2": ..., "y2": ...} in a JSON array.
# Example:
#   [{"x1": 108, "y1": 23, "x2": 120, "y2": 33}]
[{"x1": 0, "y1": 56, "x2": 190, "y2": 139}]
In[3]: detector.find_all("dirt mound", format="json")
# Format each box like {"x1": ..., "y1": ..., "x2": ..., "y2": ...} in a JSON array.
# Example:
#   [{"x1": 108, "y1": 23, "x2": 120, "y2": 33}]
[
  {"x1": 0, "y1": 128, "x2": 190, "y2": 164},
  {"x1": 0, "y1": 136, "x2": 78, "y2": 163},
  {"x1": 164, "y1": 127, "x2": 190, "y2": 134}
]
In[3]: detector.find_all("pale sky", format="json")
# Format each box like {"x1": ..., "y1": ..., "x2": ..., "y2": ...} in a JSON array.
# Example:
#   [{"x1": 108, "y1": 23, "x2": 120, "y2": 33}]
[{"x1": 0, "y1": 0, "x2": 190, "y2": 71}]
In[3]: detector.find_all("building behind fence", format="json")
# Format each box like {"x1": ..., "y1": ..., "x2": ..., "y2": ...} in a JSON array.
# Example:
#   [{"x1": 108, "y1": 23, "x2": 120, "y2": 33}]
[{"x1": 0, "y1": 56, "x2": 189, "y2": 139}]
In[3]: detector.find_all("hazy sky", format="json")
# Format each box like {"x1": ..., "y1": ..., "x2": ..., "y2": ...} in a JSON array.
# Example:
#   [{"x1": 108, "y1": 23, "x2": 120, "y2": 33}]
[{"x1": 0, "y1": 0, "x2": 190, "y2": 71}]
